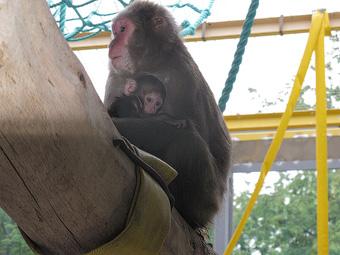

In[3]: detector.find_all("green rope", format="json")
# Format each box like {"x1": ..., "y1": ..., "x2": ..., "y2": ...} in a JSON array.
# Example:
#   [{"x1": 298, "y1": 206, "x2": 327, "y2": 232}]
[
  {"x1": 218, "y1": 0, "x2": 259, "y2": 112},
  {"x1": 179, "y1": 0, "x2": 215, "y2": 37},
  {"x1": 117, "y1": 0, "x2": 130, "y2": 8},
  {"x1": 59, "y1": 2, "x2": 67, "y2": 33},
  {"x1": 168, "y1": 3, "x2": 201, "y2": 14}
]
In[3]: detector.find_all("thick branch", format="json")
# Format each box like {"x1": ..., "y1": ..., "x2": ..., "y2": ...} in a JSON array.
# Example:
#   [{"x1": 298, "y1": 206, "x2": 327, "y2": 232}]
[{"x1": 0, "y1": 1, "x2": 136, "y2": 254}]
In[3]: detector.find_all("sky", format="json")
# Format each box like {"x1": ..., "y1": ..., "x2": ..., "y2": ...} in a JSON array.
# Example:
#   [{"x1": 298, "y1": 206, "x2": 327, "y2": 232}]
[{"x1": 74, "y1": 0, "x2": 340, "y2": 194}]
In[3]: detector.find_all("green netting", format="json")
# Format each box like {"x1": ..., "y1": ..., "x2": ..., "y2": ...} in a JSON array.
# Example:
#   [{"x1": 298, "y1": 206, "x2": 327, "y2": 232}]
[{"x1": 47, "y1": 0, "x2": 215, "y2": 41}]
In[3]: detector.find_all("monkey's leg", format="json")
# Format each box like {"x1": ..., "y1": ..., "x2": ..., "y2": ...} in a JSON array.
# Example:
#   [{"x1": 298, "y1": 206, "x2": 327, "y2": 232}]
[
  {"x1": 164, "y1": 130, "x2": 222, "y2": 228},
  {"x1": 111, "y1": 117, "x2": 180, "y2": 157},
  {"x1": 112, "y1": 118, "x2": 224, "y2": 228}
]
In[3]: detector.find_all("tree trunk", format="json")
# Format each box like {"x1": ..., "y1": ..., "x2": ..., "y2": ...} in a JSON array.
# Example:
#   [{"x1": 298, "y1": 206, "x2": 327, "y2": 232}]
[{"x1": 0, "y1": 1, "x2": 216, "y2": 254}]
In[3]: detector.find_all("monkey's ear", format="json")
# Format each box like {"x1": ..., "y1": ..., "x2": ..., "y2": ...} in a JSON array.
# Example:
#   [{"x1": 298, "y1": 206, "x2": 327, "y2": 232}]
[{"x1": 152, "y1": 16, "x2": 166, "y2": 31}]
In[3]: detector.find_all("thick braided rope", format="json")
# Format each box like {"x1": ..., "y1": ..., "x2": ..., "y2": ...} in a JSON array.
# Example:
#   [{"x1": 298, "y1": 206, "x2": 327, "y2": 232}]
[
  {"x1": 218, "y1": 0, "x2": 259, "y2": 112},
  {"x1": 59, "y1": 1, "x2": 67, "y2": 33},
  {"x1": 179, "y1": 0, "x2": 215, "y2": 37}
]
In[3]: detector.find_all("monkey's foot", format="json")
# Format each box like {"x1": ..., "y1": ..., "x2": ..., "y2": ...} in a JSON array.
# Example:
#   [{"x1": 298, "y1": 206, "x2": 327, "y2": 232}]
[{"x1": 195, "y1": 227, "x2": 213, "y2": 248}]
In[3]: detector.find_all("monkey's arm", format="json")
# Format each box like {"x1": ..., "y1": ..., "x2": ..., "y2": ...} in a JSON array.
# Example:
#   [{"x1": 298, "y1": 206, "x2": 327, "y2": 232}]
[
  {"x1": 155, "y1": 113, "x2": 189, "y2": 128},
  {"x1": 108, "y1": 95, "x2": 142, "y2": 118},
  {"x1": 137, "y1": 113, "x2": 189, "y2": 129}
]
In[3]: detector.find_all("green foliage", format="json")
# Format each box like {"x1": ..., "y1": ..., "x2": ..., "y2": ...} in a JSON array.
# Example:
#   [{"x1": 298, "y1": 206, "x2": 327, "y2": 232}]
[
  {"x1": 0, "y1": 209, "x2": 33, "y2": 255},
  {"x1": 233, "y1": 170, "x2": 340, "y2": 254}
]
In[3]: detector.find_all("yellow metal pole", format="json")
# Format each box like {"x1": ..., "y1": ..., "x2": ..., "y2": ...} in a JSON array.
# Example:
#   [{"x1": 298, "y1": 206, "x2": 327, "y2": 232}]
[
  {"x1": 315, "y1": 11, "x2": 330, "y2": 255},
  {"x1": 223, "y1": 12, "x2": 324, "y2": 255}
]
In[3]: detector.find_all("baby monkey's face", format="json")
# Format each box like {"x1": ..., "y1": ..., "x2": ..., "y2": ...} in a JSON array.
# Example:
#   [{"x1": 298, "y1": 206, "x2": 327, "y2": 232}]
[{"x1": 142, "y1": 90, "x2": 164, "y2": 114}]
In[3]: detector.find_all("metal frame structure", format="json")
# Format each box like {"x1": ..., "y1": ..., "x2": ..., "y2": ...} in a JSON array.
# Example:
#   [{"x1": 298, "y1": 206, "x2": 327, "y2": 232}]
[
  {"x1": 214, "y1": 110, "x2": 340, "y2": 254},
  {"x1": 217, "y1": 11, "x2": 338, "y2": 254},
  {"x1": 226, "y1": 109, "x2": 340, "y2": 141},
  {"x1": 227, "y1": 109, "x2": 340, "y2": 166},
  {"x1": 68, "y1": 12, "x2": 340, "y2": 50}
]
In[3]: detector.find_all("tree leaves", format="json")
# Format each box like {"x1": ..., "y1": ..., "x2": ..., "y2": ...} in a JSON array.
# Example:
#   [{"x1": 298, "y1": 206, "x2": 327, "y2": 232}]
[
  {"x1": 0, "y1": 210, "x2": 33, "y2": 255},
  {"x1": 233, "y1": 170, "x2": 340, "y2": 254}
]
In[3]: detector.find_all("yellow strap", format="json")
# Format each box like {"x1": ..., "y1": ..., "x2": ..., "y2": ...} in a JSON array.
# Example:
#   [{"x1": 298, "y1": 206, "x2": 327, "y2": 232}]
[
  {"x1": 87, "y1": 147, "x2": 177, "y2": 255},
  {"x1": 224, "y1": 11, "x2": 325, "y2": 255},
  {"x1": 23, "y1": 145, "x2": 176, "y2": 255},
  {"x1": 315, "y1": 11, "x2": 329, "y2": 255},
  {"x1": 87, "y1": 167, "x2": 170, "y2": 255}
]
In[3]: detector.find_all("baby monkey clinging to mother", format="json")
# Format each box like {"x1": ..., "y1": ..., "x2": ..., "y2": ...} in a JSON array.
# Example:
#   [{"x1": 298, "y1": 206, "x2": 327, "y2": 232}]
[
  {"x1": 108, "y1": 73, "x2": 166, "y2": 118},
  {"x1": 108, "y1": 73, "x2": 187, "y2": 128}
]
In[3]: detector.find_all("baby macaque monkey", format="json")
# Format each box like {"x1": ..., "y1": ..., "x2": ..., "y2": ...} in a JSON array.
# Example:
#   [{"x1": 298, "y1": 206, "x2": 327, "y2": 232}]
[
  {"x1": 109, "y1": 74, "x2": 186, "y2": 128},
  {"x1": 128, "y1": 74, "x2": 165, "y2": 115},
  {"x1": 108, "y1": 74, "x2": 165, "y2": 117}
]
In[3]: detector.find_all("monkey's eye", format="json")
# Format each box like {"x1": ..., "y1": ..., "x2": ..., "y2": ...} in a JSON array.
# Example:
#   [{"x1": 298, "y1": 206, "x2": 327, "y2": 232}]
[
  {"x1": 120, "y1": 26, "x2": 126, "y2": 32},
  {"x1": 156, "y1": 102, "x2": 161, "y2": 107}
]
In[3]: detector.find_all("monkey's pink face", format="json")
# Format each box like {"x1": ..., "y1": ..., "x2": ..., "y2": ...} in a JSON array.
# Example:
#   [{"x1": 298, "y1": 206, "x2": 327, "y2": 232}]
[
  {"x1": 143, "y1": 92, "x2": 163, "y2": 114},
  {"x1": 109, "y1": 18, "x2": 135, "y2": 72}
]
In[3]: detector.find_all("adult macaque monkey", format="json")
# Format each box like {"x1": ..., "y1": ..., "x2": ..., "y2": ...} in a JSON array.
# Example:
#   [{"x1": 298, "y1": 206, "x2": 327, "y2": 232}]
[{"x1": 104, "y1": 1, "x2": 231, "y2": 229}]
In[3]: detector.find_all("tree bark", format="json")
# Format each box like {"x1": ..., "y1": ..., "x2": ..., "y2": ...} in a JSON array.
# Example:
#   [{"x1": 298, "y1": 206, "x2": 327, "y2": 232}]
[{"x1": 0, "y1": 1, "x2": 217, "y2": 254}]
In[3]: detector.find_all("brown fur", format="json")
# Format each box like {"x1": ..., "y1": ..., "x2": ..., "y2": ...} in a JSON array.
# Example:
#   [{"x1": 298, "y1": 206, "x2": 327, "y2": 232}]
[{"x1": 105, "y1": 1, "x2": 231, "y2": 228}]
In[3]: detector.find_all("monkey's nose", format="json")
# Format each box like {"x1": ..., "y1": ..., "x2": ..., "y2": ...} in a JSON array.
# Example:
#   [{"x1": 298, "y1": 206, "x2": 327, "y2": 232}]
[
  {"x1": 108, "y1": 39, "x2": 115, "y2": 49},
  {"x1": 144, "y1": 105, "x2": 156, "y2": 114}
]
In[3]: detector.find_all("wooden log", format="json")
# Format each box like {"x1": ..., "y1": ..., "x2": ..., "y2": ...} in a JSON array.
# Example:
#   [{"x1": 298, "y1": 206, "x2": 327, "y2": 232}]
[{"x1": 0, "y1": 1, "x2": 216, "y2": 254}]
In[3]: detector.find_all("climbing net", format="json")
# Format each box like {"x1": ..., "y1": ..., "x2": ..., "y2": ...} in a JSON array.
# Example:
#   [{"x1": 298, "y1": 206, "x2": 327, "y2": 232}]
[{"x1": 47, "y1": 0, "x2": 215, "y2": 41}]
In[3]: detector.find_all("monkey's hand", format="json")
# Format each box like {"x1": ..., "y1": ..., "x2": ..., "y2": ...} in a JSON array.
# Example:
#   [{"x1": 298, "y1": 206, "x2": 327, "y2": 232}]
[
  {"x1": 154, "y1": 113, "x2": 188, "y2": 129},
  {"x1": 162, "y1": 119, "x2": 187, "y2": 128},
  {"x1": 124, "y1": 78, "x2": 137, "y2": 96}
]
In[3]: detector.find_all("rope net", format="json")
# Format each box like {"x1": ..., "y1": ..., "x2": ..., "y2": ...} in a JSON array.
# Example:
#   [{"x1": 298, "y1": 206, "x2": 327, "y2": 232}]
[{"x1": 47, "y1": 0, "x2": 215, "y2": 41}]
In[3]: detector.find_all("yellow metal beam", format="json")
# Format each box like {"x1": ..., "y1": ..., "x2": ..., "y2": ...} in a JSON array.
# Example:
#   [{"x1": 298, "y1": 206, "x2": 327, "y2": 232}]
[
  {"x1": 225, "y1": 109, "x2": 340, "y2": 141},
  {"x1": 69, "y1": 31, "x2": 111, "y2": 51},
  {"x1": 231, "y1": 128, "x2": 340, "y2": 142},
  {"x1": 232, "y1": 136, "x2": 340, "y2": 164},
  {"x1": 188, "y1": 11, "x2": 340, "y2": 42},
  {"x1": 69, "y1": 12, "x2": 340, "y2": 50}
]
